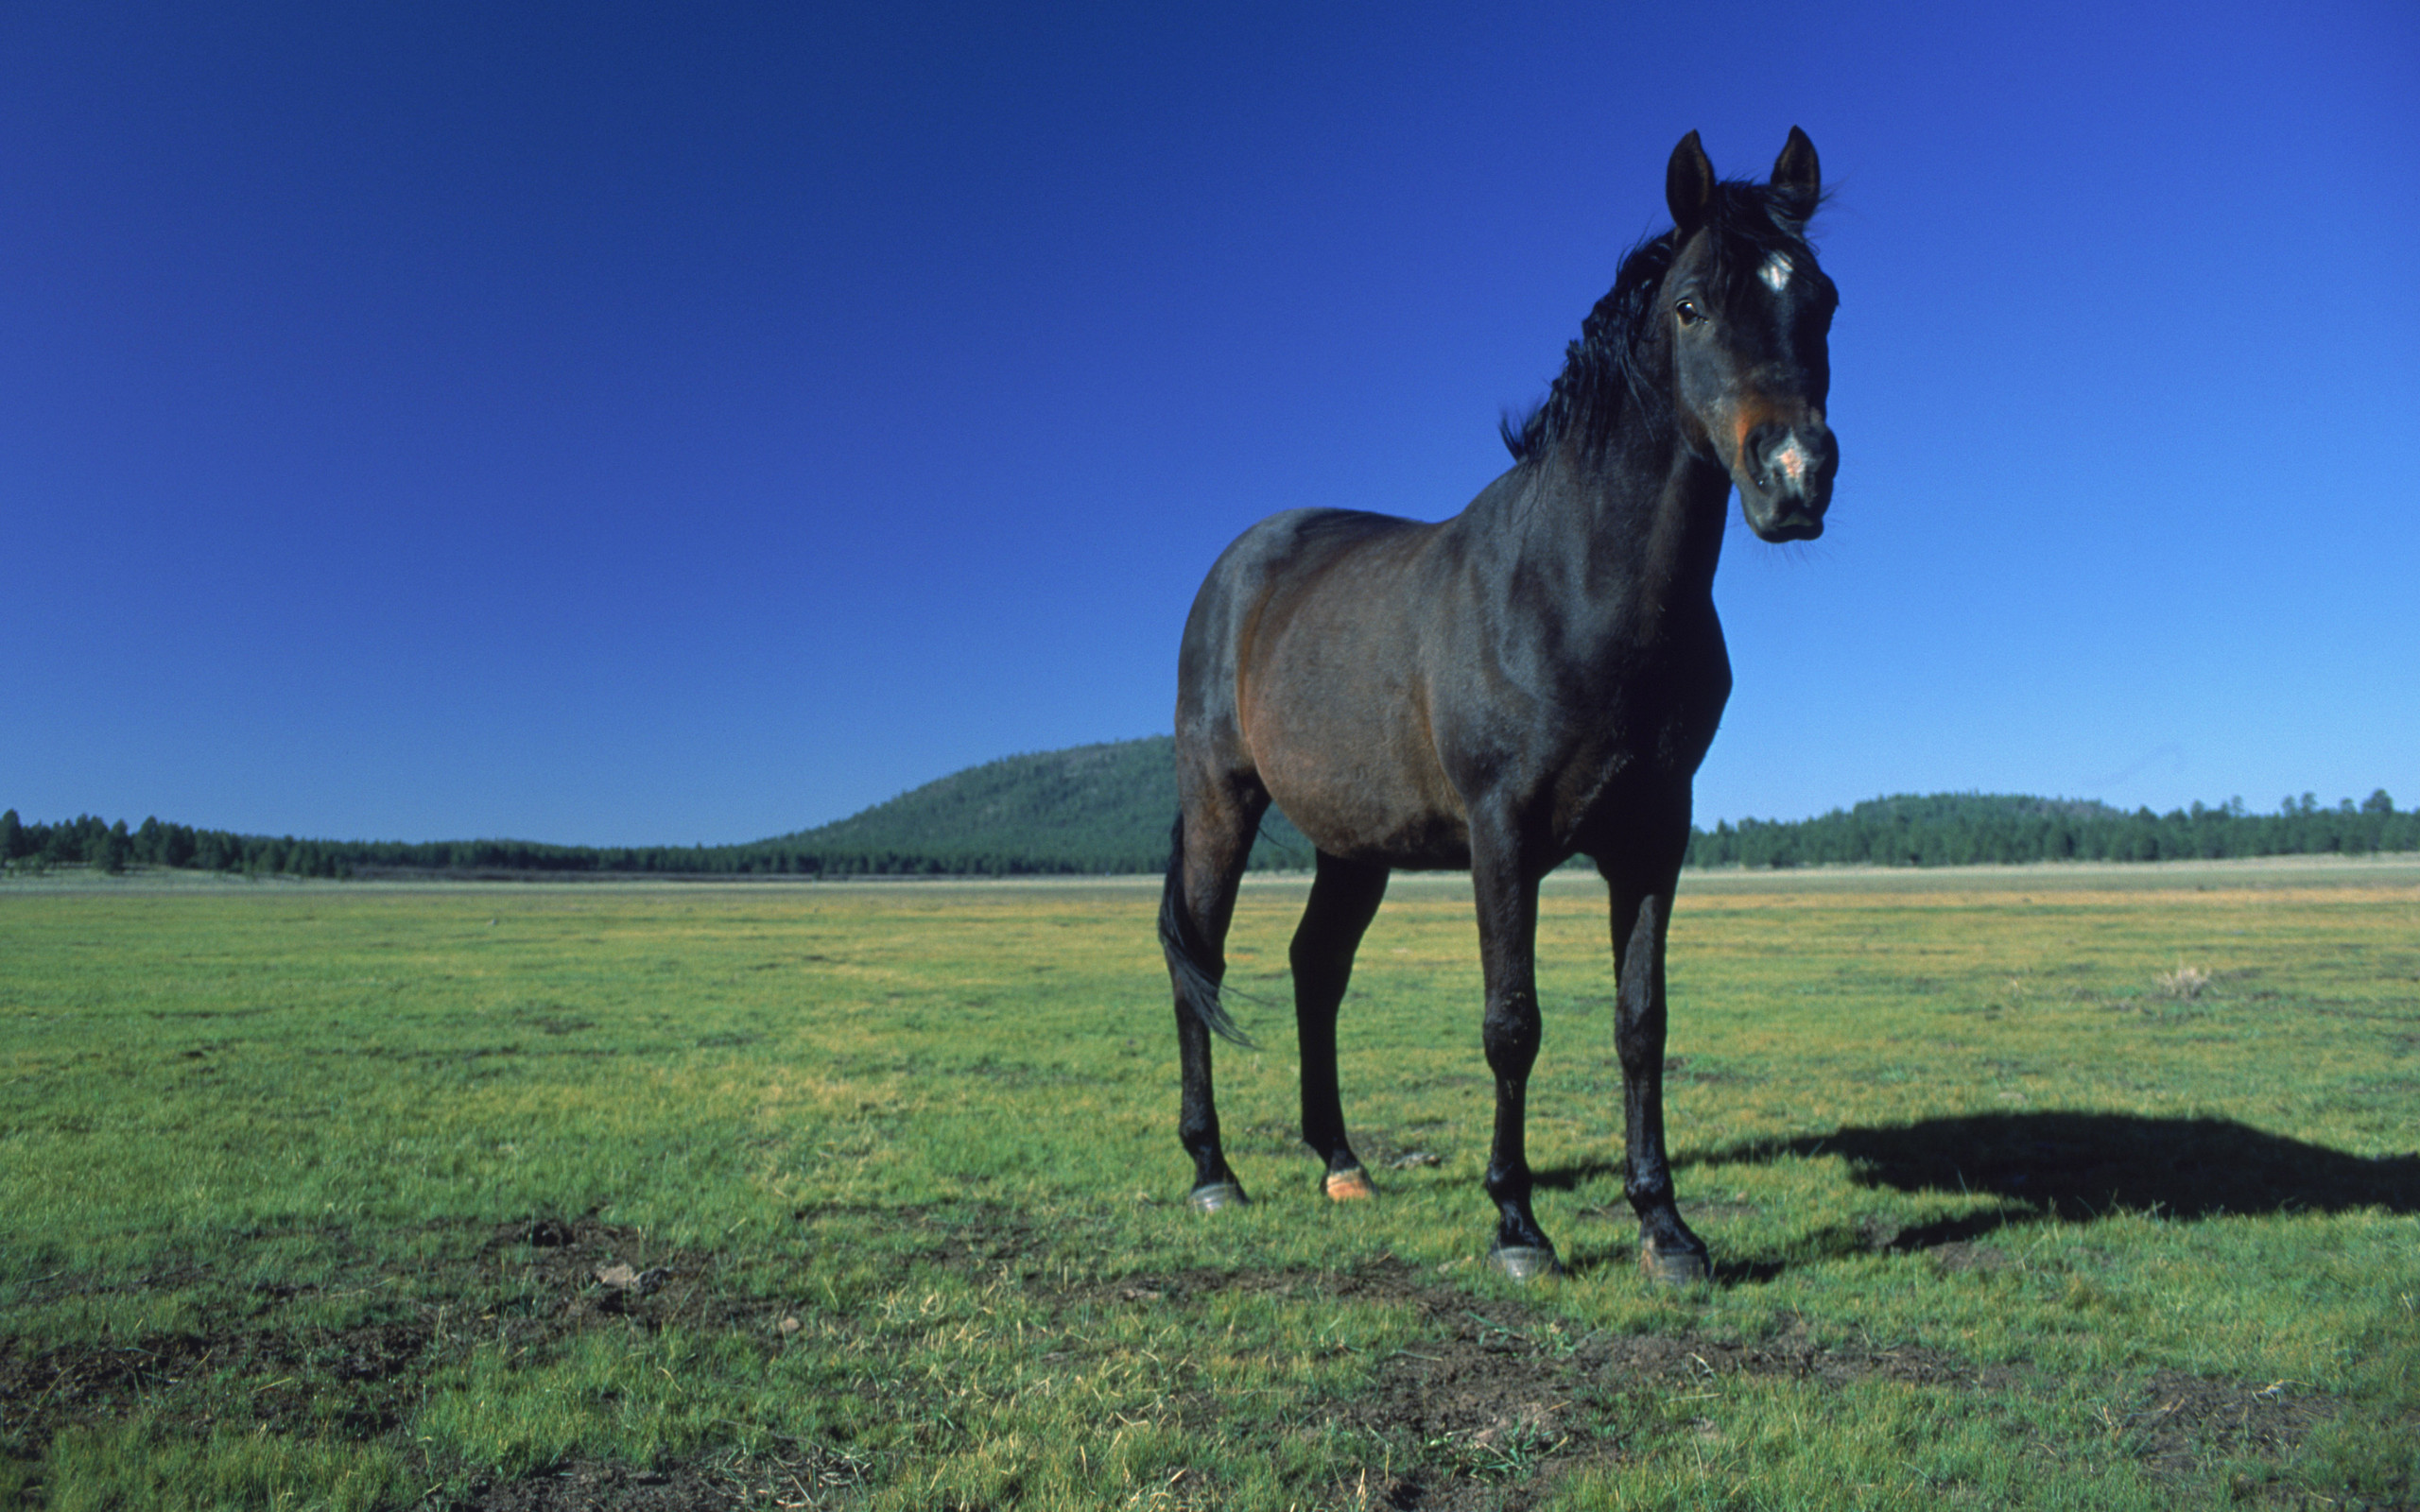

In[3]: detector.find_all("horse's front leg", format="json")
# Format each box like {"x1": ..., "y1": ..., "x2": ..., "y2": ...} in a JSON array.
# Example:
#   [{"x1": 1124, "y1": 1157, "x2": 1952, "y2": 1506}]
[
  {"x1": 1602, "y1": 875, "x2": 1710, "y2": 1283},
  {"x1": 1471, "y1": 832, "x2": 1558, "y2": 1278}
]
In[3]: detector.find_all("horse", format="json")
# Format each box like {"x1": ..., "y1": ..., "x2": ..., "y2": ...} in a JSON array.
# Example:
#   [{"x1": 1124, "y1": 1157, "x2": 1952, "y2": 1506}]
[{"x1": 1158, "y1": 129, "x2": 1838, "y2": 1283}]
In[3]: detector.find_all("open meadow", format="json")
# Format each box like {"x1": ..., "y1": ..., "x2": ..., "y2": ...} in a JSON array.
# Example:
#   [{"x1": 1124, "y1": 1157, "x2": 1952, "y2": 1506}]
[{"x1": 2, "y1": 862, "x2": 2415, "y2": 1510}]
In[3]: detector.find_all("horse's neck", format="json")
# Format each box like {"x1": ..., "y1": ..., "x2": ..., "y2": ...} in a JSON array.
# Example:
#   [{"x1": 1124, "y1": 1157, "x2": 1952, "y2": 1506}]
[{"x1": 1517, "y1": 427, "x2": 1732, "y2": 637}]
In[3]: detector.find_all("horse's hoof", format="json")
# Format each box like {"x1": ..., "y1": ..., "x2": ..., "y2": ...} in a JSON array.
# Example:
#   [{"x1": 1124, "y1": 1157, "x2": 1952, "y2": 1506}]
[
  {"x1": 1637, "y1": 1238, "x2": 1710, "y2": 1286},
  {"x1": 1323, "y1": 1167, "x2": 1376, "y2": 1201},
  {"x1": 1188, "y1": 1180, "x2": 1248, "y2": 1213},
  {"x1": 1488, "y1": 1244, "x2": 1564, "y2": 1281}
]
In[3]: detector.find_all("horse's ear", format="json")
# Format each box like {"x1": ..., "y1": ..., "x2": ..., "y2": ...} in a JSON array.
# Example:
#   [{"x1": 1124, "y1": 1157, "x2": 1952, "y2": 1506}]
[
  {"x1": 1769, "y1": 126, "x2": 1821, "y2": 227},
  {"x1": 1666, "y1": 130, "x2": 1716, "y2": 234}
]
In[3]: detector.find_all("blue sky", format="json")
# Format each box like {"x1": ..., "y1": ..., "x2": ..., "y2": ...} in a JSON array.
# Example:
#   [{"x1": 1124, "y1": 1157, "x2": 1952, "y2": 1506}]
[{"x1": 5, "y1": 1, "x2": 2414, "y2": 846}]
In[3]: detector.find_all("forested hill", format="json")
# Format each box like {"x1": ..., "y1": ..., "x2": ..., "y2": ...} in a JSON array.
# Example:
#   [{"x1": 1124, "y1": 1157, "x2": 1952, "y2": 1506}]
[
  {"x1": 737, "y1": 737, "x2": 1307, "y2": 875},
  {"x1": 4, "y1": 742, "x2": 2411, "y2": 879}
]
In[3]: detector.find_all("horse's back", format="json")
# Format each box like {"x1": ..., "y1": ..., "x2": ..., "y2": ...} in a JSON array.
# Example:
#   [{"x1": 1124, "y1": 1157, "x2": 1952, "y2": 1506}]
[
  {"x1": 1178, "y1": 507, "x2": 1427, "y2": 698},
  {"x1": 1177, "y1": 507, "x2": 1472, "y2": 863}
]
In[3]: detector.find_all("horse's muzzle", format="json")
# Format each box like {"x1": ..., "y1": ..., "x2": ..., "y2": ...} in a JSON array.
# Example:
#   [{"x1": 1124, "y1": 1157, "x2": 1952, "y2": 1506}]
[{"x1": 1739, "y1": 421, "x2": 1835, "y2": 542}]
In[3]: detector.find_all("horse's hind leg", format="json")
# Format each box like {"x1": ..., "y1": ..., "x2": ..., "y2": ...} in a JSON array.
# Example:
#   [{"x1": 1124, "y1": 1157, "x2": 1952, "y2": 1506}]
[
  {"x1": 1291, "y1": 852, "x2": 1390, "y2": 1198},
  {"x1": 1164, "y1": 782, "x2": 1266, "y2": 1210}
]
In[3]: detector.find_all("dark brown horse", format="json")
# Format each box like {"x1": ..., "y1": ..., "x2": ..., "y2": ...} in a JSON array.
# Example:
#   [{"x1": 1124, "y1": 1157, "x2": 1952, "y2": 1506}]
[{"x1": 1159, "y1": 129, "x2": 1838, "y2": 1282}]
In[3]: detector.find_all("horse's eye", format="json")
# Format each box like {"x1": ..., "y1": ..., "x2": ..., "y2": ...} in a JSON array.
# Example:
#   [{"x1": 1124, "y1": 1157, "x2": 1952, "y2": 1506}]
[{"x1": 1675, "y1": 299, "x2": 1702, "y2": 327}]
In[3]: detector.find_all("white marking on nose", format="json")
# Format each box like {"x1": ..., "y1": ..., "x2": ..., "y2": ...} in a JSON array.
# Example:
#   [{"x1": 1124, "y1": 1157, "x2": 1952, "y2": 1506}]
[
  {"x1": 1773, "y1": 438, "x2": 1809, "y2": 485},
  {"x1": 1758, "y1": 252, "x2": 1793, "y2": 293}
]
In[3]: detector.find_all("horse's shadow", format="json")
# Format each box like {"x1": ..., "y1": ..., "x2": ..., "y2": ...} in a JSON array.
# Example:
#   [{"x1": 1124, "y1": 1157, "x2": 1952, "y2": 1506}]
[{"x1": 1534, "y1": 1110, "x2": 2417, "y2": 1278}]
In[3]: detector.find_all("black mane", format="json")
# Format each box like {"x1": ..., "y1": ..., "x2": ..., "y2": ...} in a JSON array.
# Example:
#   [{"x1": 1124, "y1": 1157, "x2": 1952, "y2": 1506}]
[{"x1": 1501, "y1": 180, "x2": 1821, "y2": 463}]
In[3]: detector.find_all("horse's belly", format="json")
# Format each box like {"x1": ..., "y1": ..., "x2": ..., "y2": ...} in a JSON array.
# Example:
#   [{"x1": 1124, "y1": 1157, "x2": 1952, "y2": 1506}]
[{"x1": 1243, "y1": 680, "x2": 1470, "y2": 867}]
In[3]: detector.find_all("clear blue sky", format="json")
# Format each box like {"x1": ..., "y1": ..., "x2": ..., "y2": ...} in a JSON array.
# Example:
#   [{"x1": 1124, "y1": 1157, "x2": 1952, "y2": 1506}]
[{"x1": 5, "y1": 1, "x2": 2414, "y2": 846}]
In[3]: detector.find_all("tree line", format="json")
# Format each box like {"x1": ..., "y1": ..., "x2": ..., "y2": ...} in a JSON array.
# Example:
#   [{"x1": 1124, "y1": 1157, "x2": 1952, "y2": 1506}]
[
  {"x1": 5, "y1": 788, "x2": 2411, "y2": 882},
  {"x1": 0, "y1": 811, "x2": 1150, "y2": 880},
  {"x1": 1682, "y1": 790, "x2": 2413, "y2": 868}
]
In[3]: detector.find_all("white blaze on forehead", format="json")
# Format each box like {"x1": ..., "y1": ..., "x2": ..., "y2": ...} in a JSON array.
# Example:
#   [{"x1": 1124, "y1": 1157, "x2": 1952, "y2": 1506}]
[{"x1": 1758, "y1": 251, "x2": 1794, "y2": 293}]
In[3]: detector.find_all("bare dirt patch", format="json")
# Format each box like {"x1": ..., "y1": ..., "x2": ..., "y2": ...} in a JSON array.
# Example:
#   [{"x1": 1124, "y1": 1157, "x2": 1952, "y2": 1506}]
[
  {"x1": 474, "y1": 1214, "x2": 774, "y2": 1341},
  {"x1": 445, "y1": 1444, "x2": 872, "y2": 1512},
  {"x1": 0, "y1": 1318, "x2": 433, "y2": 1452},
  {"x1": 2118, "y1": 1370, "x2": 2341, "y2": 1494},
  {"x1": 1926, "y1": 1239, "x2": 2016, "y2": 1275},
  {"x1": 445, "y1": 1460, "x2": 736, "y2": 1512}
]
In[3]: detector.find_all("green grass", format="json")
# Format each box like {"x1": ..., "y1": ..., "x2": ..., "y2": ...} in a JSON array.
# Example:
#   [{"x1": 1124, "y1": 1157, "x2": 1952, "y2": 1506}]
[{"x1": 2, "y1": 863, "x2": 2415, "y2": 1508}]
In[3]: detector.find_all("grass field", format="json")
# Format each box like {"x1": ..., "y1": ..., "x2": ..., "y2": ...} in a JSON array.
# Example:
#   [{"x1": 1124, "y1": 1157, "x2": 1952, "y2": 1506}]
[{"x1": 3, "y1": 861, "x2": 2415, "y2": 1509}]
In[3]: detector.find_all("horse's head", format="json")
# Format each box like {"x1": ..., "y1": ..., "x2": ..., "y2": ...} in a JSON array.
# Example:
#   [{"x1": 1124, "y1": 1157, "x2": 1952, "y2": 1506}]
[{"x1": 1661, "y1": 129, "x2": 1838, "y2": 542}]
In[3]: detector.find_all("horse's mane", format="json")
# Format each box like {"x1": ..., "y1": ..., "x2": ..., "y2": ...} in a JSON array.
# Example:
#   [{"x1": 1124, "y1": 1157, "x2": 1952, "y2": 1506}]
[{"x1": 1500, "y1": 179, "x2": 1823, "y2": 463}]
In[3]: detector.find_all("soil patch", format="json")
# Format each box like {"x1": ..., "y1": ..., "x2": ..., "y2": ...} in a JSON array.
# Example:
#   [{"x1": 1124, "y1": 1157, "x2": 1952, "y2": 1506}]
[
  {"x1": 441, "y1": 1442, "x2": 872, "y2": 1512},
  {"x1": 2119, "y1": 1369, "x2": 2337, "y2": 1487},
  {"x1": 0, "y1": 1318, "x2": 432, "y2": 1452},
  {"x1": 470, "y1": 1215, "x2": 772, "y2": 1343},
  {"x1": 446, "y1": 1460, "x2": 735, "y2": 1512}
]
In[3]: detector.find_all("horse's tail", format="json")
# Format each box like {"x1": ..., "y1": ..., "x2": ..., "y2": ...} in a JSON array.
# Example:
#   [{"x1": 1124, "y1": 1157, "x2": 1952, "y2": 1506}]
[{"x1": 1159, "y1": 814, "x2": 1256, "y2": 1048}]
